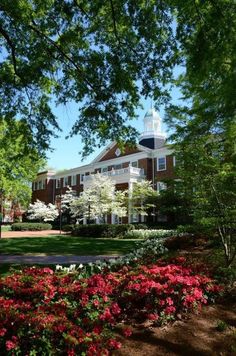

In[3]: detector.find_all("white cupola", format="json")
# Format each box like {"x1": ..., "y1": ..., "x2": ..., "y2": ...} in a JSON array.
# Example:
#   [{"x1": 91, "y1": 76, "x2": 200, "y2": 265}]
[
  {"x1": 139, "y1": 107, "x2": 166, "y2": 149},
  {"x1": 143, "y1": 108, "x2": 162, "y2": 134}
]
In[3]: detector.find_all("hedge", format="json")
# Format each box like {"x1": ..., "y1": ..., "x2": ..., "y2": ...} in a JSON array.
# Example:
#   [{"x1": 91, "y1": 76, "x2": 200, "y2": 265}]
[
  {"x1": 72, "y1": 224, "x2": 134, "y2": 238},
  {"x1": 11, "y1": 223, "x2": 52, "y2": 231}
]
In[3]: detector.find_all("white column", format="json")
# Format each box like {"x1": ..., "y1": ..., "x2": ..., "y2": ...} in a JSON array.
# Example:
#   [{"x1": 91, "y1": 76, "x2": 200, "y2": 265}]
[{"x1": 128, "y1": 181, "x2": 133, "y2": 223}]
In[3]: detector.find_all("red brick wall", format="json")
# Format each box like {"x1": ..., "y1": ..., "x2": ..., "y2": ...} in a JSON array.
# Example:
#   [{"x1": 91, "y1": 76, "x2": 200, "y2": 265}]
[
  {"x1": 156, "y1": 154, "x2": 176, "y2": 181},
  {"x1": 138, "y1": 158, "x2": 153, "y2": 180},
  {"x1": 99, "y1": 143, "x2": 141, "y2": 162},
  {"x1": 32, "y1": 178, "x2": 55, "y2": 204}
]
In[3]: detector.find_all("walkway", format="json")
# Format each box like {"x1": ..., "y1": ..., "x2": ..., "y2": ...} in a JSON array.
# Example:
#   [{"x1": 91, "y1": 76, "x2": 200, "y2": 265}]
[
  {"x1": 1, "y1": 230, "x2": 66, "y2": 238},
  {"x1": 0, "y1": 255, "x2": 118, "y2": 264}
]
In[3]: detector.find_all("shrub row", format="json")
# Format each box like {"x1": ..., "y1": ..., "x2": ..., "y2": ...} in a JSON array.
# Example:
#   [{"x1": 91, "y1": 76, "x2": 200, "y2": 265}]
[
  {"x1": 72, "y1": 223, "x2": 134, "y2": 238},
  {"x1": 11, "y1": 223, "x2": 52, "y2": 231}
]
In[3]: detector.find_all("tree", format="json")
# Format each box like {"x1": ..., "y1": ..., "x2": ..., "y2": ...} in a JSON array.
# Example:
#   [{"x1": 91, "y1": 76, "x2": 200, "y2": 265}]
[
  {"x1": 153, "y1": 180, "x2": 193, "y2": 227},
  {"x1": 27, "y1": 199, "x2": 59, "y2": 222},
  {"x1": 167, "y1": 130, "x2": 236, "y2": 267},
  {"x1": 0, "y1": 118, "x2": 45, "y2": 209},
  {"x1": 66, "y1": 174, "x2": 127, "y2": 222},
  {"x1": 129, "y1": 180, "x2": 157, "y2": 218}
]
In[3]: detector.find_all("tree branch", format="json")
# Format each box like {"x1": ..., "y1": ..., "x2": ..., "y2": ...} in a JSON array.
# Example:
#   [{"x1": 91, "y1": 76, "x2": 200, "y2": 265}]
[
  {"x1": 0, "y1": 25, "x2": 20, "y2": 80},
  {"x1": 29, "y1": 20, "x2": 100, "y2": 93}
]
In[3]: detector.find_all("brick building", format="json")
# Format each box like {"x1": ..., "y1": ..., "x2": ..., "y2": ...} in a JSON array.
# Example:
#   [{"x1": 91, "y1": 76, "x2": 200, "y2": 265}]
[{"x1": 32, "y1": 108, "x2": 176, "y2": 223}]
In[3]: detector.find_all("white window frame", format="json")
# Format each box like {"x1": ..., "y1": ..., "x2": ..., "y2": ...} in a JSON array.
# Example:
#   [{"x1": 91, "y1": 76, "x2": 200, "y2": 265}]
[
  {"x1": 131, "y1": 161, "x2": 138, "y2": 168},
  {"x1": 157, "y1": 157, "x2": 166, "y2": 171},
  {"x1": 80, "y1": 174, "x2": 84, "y2": 182}
]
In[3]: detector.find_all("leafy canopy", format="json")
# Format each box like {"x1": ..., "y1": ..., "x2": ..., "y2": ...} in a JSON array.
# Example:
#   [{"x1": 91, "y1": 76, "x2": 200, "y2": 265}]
[{"x1": 0, "y1": 118, "x2": 44, "y2": 207}]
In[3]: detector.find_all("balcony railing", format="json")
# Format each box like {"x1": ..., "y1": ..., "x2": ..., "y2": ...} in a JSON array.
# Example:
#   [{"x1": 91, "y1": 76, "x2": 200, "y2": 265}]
[{"x1": 82, "y1": 166, "x2": 145, "y2": 182}]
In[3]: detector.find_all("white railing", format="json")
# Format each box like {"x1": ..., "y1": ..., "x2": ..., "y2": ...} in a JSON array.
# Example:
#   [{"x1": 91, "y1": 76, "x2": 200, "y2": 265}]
[{"x1": 82, "y1": 166, "x2": 145, "y2": 182}]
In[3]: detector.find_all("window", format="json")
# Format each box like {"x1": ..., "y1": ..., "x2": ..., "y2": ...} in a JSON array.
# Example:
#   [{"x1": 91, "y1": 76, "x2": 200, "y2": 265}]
[
  {"x1": 157, "y1": 157, "x2": 166, "y2": 171},
  {"x1": 63, "y1": 176, "x2": 69, "y2": 187},
  {"x1": 34, "y1": 182, "x2": 38, "y2": 190},
  {"x1": 114, "y1": 164, "x2": 122, "y2": 170},
  {"x1": 56, "y1": 179, "x2": 61, "y2": 189},
  {"x1": 42, "y1": 179, "x2": 46, "y2": 189},
  {"x1": 101, "y1": 167, "x2": 108, "y2": 173},
  {"x1": 157, "y1": 181, "x2": 167, "y2": 192},
  {"x1": 38, "y1": 180, "x2": 42, "y2": 190},
  {"x1": 131, "y1": 214, "x2": 139, "y2": 223},
  {"x1": 72, "y1": 175, "x2": 77, "y2": 186},
  {"x1": 131, "y1": 161, "x2": 138, "y2": 168},
  {"x1": 80, "y1": 174, "x2": 84, "y2": 182}
]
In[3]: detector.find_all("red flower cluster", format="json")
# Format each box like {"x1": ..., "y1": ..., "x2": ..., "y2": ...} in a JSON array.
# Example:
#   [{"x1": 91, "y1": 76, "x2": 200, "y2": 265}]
[{"x1": 0, "y1": 257, "x2": 222, "y2": 355}]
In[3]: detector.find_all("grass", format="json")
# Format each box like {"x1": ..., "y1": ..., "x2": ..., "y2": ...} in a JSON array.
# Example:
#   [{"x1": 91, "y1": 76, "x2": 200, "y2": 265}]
[{"x1": 0, "y1": 235, "x2": 141, "y2": 256}]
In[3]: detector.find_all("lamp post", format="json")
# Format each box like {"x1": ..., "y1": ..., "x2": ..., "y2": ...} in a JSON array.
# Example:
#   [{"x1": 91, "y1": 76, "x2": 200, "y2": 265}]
[
  {"x1": 88, "y1": 197, "x2": 91, "y2": 225},
  {"x1": 59, "y1": 192, "x2": 62, "y2": 235},
  {"x1": 0, "y1": 188, "x2": 5, "y2": 239}
]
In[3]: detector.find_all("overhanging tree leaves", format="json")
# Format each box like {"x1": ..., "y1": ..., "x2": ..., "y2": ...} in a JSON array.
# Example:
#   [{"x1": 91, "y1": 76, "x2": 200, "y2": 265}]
[
  {"x1": 0, "y1": 118, "x2": 45, "y2": 208},
  {"x1": 0, "y1": 0, "x2": 179, "y2": 156}
]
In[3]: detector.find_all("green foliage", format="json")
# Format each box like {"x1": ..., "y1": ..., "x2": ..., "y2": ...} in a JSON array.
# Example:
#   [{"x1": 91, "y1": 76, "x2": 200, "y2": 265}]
[
  {"x1": 0, "y1": 1, "x2": 234, "y2": 158},
  {"x1": 153, "y1": 181, "x2": 193, "y2": 226},
  {"x1": 216, "y1": 320, "x2": 228, "y2": 332},
  {"x1": 72, "y1": 224, "x2": 134, "y2": 238},
  {"x1": 61, "y1": 224, "x2": 74, "y2": 232},
  {"x1": 129, "y1": 180, "x2": 157, "y2": 217},
  {"x1": 0, "y1": 118, "x2": 45, "y2": 207},
  {"x1": 11, "y1": 223, "x2": 52, "y2": 231}
]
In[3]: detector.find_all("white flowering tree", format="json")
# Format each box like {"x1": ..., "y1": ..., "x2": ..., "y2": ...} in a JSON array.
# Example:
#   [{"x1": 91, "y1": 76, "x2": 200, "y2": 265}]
[
  {"x1": 27, "y1": 200, "x2": 59, "y2": 222},
  {"x1": 68, "y1": 174, "x2": 127, "y2": 223},
  {"x1": 129, "y1": 180, "x2": 157, "y2": 217}
]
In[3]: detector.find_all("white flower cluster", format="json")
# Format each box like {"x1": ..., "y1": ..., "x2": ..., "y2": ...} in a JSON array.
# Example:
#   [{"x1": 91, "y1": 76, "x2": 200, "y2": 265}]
[
  {"x1": 27, "y1": 200, "x2": 59, "y2": 222},
  {"x1": 124, "y1": 229, "x2": 177, "y2": 240},
  {"x1": 55, "y1": 264, "x2": 83, "y2": 273}
]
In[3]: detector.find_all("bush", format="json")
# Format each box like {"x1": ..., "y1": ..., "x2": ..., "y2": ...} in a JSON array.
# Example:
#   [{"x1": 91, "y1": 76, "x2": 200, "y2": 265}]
[
  {"x1": 164, "y1": 233, "x2": 208, "y2": 250},
  {"x1": 0, "y1": 258, "x2": 222, "y2": 355},
  {"x1": 131, "y1": 223, "x2": 148, "y2": 230},
  {"x1": 61, "y1": 224, "x2": 74, "y2": 232},
  {"x1": 72, "y1": 223, "x2": 134, "y2": 238},
  {"x1": 11, "y1": 223, "x2": 52, "y2": 231},
  {"x1": 124, "y1": 229, "x2": 177, "y2": 239}
]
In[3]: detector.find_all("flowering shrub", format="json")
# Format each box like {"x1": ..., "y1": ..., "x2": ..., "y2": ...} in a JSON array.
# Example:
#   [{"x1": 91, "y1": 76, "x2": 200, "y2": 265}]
[
  {"x1": 0, "y1": 258, "x2": 222, "y2": 355},
  {"x1": 124, "y1": 229, "x2": 177, "y2": 240}
]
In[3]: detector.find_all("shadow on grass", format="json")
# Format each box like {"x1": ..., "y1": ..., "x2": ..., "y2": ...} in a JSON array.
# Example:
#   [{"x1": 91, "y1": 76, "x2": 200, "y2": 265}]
[{"x1": 0, "y1": 236, "x2": 141, "y2": 256}]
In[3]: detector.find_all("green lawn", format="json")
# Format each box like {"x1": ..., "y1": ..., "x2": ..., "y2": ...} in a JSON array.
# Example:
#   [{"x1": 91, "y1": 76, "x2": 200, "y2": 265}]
[{"x1": 0, "y1": 236, "x2": 141, "y2": 256}]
